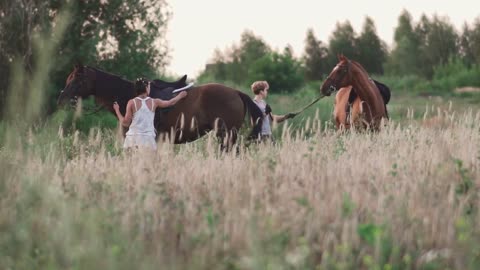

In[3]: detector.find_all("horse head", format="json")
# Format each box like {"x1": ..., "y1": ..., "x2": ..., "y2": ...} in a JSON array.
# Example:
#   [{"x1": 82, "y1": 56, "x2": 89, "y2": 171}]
[
  {"x1": 320, "y1": 54, "x2": 352, "y2": 96},
  {"x1": 57, "y1": 64, "x2": 96, "y2": 107}
]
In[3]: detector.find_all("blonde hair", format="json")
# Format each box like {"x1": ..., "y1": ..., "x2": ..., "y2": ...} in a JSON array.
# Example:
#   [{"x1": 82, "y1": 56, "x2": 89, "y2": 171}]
[{"x1": 251, "y1": 81, "x2": 269, "y2": 95}]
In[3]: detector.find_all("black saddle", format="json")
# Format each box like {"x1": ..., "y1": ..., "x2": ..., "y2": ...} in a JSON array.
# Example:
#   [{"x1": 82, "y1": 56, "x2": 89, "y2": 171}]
[
  {"x1": 347, "y1": 79, "x2": 391, "y2": 119},
  {"x1": 373, "y1": 79, "x2": 391, "y2": 105},
  {"x1": 149, "y1": 74, "x2": 188, "y2": 101},
  {"x1": 151, "y1": 74, "x2": 187, "y2": 90},
  {"x1": 347, "y1": 79, "x2": 391, "y2": 105}
]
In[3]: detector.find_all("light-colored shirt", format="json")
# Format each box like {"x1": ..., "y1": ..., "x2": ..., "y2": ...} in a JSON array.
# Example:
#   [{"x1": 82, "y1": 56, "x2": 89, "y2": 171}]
[
  {"x1": 126, "y1": 97, "x2": 156, "y2": 137},
  {"x1": 253, "y1": 99, "x2": 271, "y2": 135}
]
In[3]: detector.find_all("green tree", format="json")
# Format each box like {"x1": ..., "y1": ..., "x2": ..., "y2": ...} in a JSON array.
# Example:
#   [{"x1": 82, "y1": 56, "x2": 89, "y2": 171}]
[
  {"x1": 302, "y1": 28, "x2": 329, "y2": 81},
  {"x1": 201, "y1": 48, "x2": 229, "y2": 82},
  {"x1": 197, "y1": 30, "x2": 271, "y2": 85},
  {"x1": 52, "y1": 0, "x2": 171, "y2": 87},
  {"x1": 356, "y1": 16, "x2": 387, "y2": 74},
  {"x1": 460, "y1": 23, "x2": 476, "y2": 66},
  {"x1": 385, "y1": 10, "x2": 422, "y2": 76},
  {"x1": 459, "y1": 18, "x2": 480, "y2": 66},
  {"x1": 247, "y1": 46, "x2": 304, "y2": 93},
  {"x1": 327, "y1": 21, "x2": 358, "y2": 65},
  {"x1": 415, "y1": 14, "x2": 459, "y2": 78},
  {"x1": 0, "y1": 1, "x2": 56, "y2": 117},
  {"x1": 94, "y1": 0, "x2": 171, "y2": 77},
  {"x1": 393, "y1": 10, "x2": 417, "y2": 43},
  {"x1": 0, "y1": 0, "x2": 171, "y2": 118},
  {"x1": 231, "y1": 30, "x2": 271, "y2": 84}
]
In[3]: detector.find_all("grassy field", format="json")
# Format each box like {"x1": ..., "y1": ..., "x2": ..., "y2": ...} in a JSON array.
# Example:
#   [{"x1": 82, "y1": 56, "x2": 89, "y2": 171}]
[
  {"x1": 1, "y1": 89, "x2": 480, "y2": 269},
  {"x1": 3, "y1": 8, "x2": 480, "y2": 268}
]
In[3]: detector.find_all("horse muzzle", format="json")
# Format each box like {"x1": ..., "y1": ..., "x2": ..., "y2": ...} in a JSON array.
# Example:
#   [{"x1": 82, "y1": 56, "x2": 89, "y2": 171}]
[
  {"x1": 69, "y1": 96, "x2": 79, "y2": 108},
  {"x1": 322, "y1": 85, "x2": 336, "y2": 96},
  {"x1": 331, "y1": 85, "x2": 338, "y2": 92}
]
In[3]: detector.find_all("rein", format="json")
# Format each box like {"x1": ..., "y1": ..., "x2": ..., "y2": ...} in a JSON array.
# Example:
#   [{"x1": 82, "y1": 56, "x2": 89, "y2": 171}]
[
  {"x1": 287, "y1": 62, "x2": 351, "y2": 117},
  {"x1": 76, "y1": 68, "x2": 107, "y2": 115},
  {"x1": 326, "y1": 60, "x2": 351, "y2": 93},
  {"x1": 290, "y1": 95, "x2": 325, "y2": 117},
  {"x1": 84, "y1": 105, "x2": 105, "y2": 115}
]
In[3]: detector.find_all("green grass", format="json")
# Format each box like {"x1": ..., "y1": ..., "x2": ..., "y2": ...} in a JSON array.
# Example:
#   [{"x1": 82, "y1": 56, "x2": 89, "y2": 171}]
[
  {"x1": 2, "y1": 107, "x2": 480, "y2": 269},
  {"x1": 3, "y1": 7, "x2": 480, "y2": 268}
]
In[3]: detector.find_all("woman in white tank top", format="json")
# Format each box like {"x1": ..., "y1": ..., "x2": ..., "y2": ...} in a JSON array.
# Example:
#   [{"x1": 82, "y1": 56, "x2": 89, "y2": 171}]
[{"x1": 113, "y1": 77, "x2": 187, "y2": 150}]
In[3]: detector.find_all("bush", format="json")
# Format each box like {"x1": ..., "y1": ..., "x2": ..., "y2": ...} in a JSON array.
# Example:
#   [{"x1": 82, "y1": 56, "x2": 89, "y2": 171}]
[
  {"x1": 74, "y1": 112, "x2": 117, "y2": 134},
  {"x1": 247, "y1": 52, "x2": 304, "y2": 93},
  {"x1": 48, "y1": 98, "x2": 117, "y2": 135},
  {"x1": 373, "y1": 74, "x2": 430, "y2": 94},
  {"x1": 0, "y1": 121, "x2": 5, "y2": 146},
  {"x1": 431, "y1": 58, "x2": 480, "y2": 92}
]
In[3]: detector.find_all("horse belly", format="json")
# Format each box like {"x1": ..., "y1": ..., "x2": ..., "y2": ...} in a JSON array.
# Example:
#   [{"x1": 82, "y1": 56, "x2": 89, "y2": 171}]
[
  {"x1": 162, "y1": 89, "x2": 244, "y2": 143},
  {"x1": 169, "y1": 104, "x2": 206, "y2": 142}
]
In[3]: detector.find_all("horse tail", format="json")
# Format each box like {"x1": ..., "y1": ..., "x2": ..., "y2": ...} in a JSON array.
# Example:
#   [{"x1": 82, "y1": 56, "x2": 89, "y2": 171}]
[{"x1": 237, "y1": 91, "x2": 263, "y2": 140}]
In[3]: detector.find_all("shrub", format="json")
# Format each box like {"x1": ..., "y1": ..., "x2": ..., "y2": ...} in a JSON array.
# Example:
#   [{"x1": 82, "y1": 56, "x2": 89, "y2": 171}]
[
  {"x1": 247, "y1": 52, "x2": 305, "y2": 93},
  {"x1": 431, "y1": 58, "x2": 480, "y2": 92}
]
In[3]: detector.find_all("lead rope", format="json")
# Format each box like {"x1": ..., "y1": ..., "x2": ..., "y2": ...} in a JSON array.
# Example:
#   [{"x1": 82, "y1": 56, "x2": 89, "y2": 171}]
[{"x1": 288, "y1": 95, "x2": 325, "y2": 117}]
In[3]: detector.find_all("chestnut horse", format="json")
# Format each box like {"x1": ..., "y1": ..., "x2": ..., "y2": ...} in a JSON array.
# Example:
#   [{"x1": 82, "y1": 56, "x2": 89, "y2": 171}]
[
  {"x1": 57, "y1": 65, "x2": 263, "y2": 148},
  {"x1": 333, "y1": 86, "x2": 363, "y2": 130},
  {"x1": 321, "y1": 55, "x2": 388, "y2": 130}
]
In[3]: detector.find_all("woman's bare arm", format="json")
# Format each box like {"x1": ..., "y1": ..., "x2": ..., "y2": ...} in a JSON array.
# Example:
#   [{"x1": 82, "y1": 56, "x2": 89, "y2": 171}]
[
  {"x1": 154, "y1": 91, "x2": 188, "y2": 109},
  {"x1": 114, "y1": 100, "x2": 134, "y2": 127}
]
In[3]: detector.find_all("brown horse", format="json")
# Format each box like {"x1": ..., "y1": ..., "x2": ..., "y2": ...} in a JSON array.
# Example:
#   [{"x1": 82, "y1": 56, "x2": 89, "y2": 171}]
[
  {"x1": 320, "y1": 55, "x2": 388, "y2": 130},
  {"x1": 57, "y1": 65, "x2": 263, "y2": 148}
]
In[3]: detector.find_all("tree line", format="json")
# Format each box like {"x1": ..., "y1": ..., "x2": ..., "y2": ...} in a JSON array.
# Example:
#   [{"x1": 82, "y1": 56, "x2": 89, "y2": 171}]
[
  {"x1": 0, "y1": 0, "x2": 170, "y2": 119},
  {"x1": 1, "y1": 2, "x2": 480, "y2": 120},
  {"x1": 199, "y1": 10, "x2": 480, "y2": 92}
]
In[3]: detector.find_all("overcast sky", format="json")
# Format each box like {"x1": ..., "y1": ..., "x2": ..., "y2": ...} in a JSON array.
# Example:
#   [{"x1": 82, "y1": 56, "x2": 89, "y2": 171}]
[{"x1": 166, "y1": 0, "x2": 479, "y2": 78}]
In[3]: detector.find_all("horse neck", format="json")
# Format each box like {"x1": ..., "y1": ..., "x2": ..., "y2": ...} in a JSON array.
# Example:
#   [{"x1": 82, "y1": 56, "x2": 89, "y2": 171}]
[
  {"x1": 348, "y1": 64, "x2": 385, "y2": 116},
  {"x1": 91, "y1": 69, "x2": 135, "y2": 102}
]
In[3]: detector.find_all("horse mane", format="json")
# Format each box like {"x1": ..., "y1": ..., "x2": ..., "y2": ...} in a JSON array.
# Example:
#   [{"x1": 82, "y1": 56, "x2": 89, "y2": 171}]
[
  {"x1": 86, "y1": 66, "x2": 134, "y2": 102},
  {"x1": 350, "y1": 60, "x2": 369, "y2": 77},
  {"x1": 349, "y1": 60, "x2": 377, "y2": 89},
  {"x1": 88, "y1": 66, "x2": 129, "y2": 81}
]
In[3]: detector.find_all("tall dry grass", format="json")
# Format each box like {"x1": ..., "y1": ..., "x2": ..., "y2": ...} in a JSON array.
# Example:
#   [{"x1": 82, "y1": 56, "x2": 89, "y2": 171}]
[
  {"x1": 1, "y1": 108, "x2": 479, "y2": 269},
  {"x1": 1, "y1": 5, "x2": 479, "y2": 269}
]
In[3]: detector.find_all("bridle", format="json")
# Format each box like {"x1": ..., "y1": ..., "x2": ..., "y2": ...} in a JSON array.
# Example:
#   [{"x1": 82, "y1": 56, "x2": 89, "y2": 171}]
[
  {"x1": 61, "y1": 67, "x2": 103, "y2": 115},
  {"x1": 325, "y1": 60, "x2": 351, "y2": 94}
]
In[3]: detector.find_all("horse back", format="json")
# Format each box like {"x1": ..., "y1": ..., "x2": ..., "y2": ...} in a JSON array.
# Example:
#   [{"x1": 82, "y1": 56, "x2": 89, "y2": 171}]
[{"x1": 158, "y1": 83, "x2": 246, "y2": 129}]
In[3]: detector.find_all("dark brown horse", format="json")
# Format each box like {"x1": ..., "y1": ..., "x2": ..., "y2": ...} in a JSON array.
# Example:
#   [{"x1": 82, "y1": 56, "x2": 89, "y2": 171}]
[
  {"x1": 320, "y1": 55, "x2": 388, "y2": 130},
  {"x1": 57, "y1": 65, "x2": 263, "y2": 148}
]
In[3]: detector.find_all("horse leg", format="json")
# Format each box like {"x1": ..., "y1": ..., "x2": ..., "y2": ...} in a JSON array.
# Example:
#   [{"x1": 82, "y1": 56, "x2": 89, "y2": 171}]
[
  {"x1": 213, "y1": 118, "x2": 231, "y2": 152},
  {"x1": 349, "y1": 98, "x2": 363, "y2": 129},
  {"x1": 226, "y1": 128, "x2": 239, "y2": 153},
  {"x1": 334, "y1": 87, "x2": 353, "y2": 132}
]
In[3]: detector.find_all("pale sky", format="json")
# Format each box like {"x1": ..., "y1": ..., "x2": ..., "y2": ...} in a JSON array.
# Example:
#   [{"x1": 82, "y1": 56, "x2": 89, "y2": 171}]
[{"x1": 166, "y1": 0, "x2": 479, "y2": 78}]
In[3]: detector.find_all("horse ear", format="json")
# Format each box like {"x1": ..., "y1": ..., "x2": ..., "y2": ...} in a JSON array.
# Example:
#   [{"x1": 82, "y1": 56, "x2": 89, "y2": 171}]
[
  {"x1": 74, "y1": 64, "x2": 84, "y2": 73},
  {"x1": 74, "y1": 59, "x2": 84, "y2": 70},
  {"x1": 338, "y1": 54, "x2": 346, "y2": 62}
]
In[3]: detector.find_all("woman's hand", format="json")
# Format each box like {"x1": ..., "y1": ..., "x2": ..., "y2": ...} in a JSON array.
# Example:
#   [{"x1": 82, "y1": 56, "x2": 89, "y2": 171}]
[
  {"x1": 113, "y1": 101, "x2": 120, "y2": 112},
  {"x1": 285, "y1": 112, "x2": 297, "y2": 119},
  {"x1": 177, "y1": 91, "x2": 187, "y2": 99}
]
